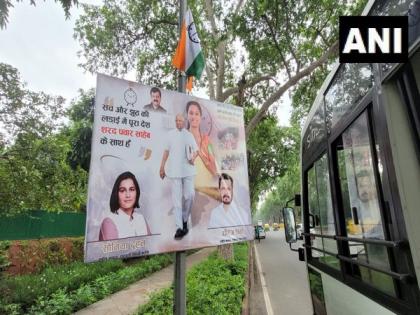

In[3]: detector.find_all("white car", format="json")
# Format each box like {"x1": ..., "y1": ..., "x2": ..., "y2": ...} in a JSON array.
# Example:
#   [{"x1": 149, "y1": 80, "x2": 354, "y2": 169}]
[{"x1": 256, "y1": 226, "x2": 266, "y2": 239}]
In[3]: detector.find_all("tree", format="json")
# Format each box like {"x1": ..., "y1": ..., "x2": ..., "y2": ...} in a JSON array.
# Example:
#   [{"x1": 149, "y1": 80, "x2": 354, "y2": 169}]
[
  {"x1": 74, "y1": 0, "x2": 366, "y2": 136},
  {"x1": 246, "y1": 107, "x2": 298, "y2": 211},
  {"x1": 73, "y1": 0, "x2": 367, "y2": 194},
  {"x1": 0, "y1": 63, "x2": 65, "y2": 146},
  {"x1": 290, "y1": 67, "x2": 330, "y2": 127},
  {"x1": 258, "y1": 159, "x2": 300, "y2": 223},
  {"x1": 0, "y1": 0, "x2": 78, "y2": 29},
  {"x1": 73, "y1": 0, "x2": 366, "y2": 259},
  {"x1": 0, "y1": 63, "x2": 88, "y2": 215},
  {"x1": 257, "y1": 122, "x2": 301, "y2": 222},
  {"x1": 65, "y1": 89, "x2": 95, "y2": 172},
  {"x1": 0, "y1": 133, "x2": 88, "y2": 215}
]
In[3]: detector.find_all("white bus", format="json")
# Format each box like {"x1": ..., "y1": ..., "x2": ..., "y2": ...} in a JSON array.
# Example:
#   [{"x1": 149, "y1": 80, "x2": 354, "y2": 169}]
[{"x1": 283, "y1": 0, "x2": 420, "y2": 314}]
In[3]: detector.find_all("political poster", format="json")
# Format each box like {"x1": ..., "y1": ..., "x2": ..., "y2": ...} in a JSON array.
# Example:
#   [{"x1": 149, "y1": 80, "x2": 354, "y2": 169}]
[{"x1": 84, "y1": 74, "x2": 253, "y2": 262}]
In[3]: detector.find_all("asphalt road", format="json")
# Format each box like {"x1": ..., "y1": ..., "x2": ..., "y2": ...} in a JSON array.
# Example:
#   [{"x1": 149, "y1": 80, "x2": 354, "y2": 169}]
[{"x1": 254, "y1": 228, "x2": 313, "y2": 315}]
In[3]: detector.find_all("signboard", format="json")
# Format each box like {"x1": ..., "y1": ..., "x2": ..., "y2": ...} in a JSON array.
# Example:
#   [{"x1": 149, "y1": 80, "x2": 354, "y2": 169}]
[{"x1": 84, "y1": 74, "x2": 253, "y2": 262}]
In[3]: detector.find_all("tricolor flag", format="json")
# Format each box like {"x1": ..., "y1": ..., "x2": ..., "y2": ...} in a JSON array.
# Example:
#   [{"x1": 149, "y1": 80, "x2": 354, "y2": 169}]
[{"x1": 172, "y1": 9, "x2": 205, "y2": 90}]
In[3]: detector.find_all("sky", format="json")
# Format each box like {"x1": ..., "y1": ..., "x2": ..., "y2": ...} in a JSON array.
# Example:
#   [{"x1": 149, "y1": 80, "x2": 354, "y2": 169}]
[{"x1": 0, "y1": 1, "x2": 291, "y2": 125}]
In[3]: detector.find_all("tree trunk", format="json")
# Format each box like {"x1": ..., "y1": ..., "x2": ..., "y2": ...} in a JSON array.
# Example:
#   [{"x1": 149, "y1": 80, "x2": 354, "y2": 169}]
[{"x1": 218, "y1": 243, "x2": 234, "y2": 260}]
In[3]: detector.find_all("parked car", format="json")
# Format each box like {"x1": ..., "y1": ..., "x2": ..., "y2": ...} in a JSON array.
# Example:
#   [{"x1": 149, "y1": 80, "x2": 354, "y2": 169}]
[{"x1": 258, "y1": 226, "x2": 266, "y2": 239}]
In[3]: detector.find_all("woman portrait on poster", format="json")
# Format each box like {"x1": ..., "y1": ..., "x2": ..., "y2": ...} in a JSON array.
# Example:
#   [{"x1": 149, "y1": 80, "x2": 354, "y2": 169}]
[
  {"x1": 99, "y1": 171, "x2": 150, "y2": 241},
  {"x1": 186, "y1": 100, "x2": 218, "y2": 190}
]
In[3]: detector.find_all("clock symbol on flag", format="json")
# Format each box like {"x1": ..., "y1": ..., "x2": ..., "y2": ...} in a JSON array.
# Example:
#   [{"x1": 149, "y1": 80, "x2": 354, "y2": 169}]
[{"x1": 188, "y1": 22, "x2": 200, "y2": 44}]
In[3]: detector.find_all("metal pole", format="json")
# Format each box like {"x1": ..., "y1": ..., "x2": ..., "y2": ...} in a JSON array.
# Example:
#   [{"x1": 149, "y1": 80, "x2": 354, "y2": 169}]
[
  {"x1": 174, "y1": 1, "x2": 187, "y2": 314},
  {"x1": 174, "y1": 250, "x2": 186, "y2": 315},
  {"x1": 178, "y1": 0, "x2": 187, "y2": 94}
]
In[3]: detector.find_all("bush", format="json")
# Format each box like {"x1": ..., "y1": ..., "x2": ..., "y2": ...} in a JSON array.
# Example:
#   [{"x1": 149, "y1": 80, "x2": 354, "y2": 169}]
[
  {"x1": 6, "y1": 237, "x2": 84, "y2": 275},
  {"x1": 0, "y1": 253, "x2": 174, "y2": 314},
  {"x1": 0, "y1": 259, "x2": 124, "y2": 309},
  {"x1": 0, "y1": 241, "x2": 11, "y2": 273},
  {"x1": 27, "y1": 253, "x2": 173, "y2": 314},
  {"x1": 137, "y1": 242, "x2": 248, "y2": 315}
]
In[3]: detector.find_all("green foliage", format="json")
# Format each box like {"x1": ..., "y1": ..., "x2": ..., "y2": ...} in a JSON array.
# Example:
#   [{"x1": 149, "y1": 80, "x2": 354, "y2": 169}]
[
  {"x1": 286, "y1": 0, "x2": 368, "y2": 126},
  {"x1": 70, "y1": 238, "x2": 84, "y2": 261},
  {"x1": 74, "y1": 0, "x2": 179, "y2": 89},
  {"x1": 73, "y1": 1, "x2": 367, "y2": 214},
  {"x1": 257, "y1": 0, "x2": 366, "y2": 218},
  {"x1": 0, "y1": 259, "x2": 124, "y2": 308},
  {"x1": 73, "y1": 0, "x2": 358, "y2": 108},
  {"x1": 238, "y1": 1, "x2": 337, "y2": 71},
  {"x1": 246, "y1": 108, "x2": 298, "y2": 210},
  {"x1": 257, "y1": 122, "x2": 301, "y2": 222},
  {"x1": 258, "y1": 164, "x2": 300, "y2": 223},
  {"x1": 137, "y1": 287, "x2": 173, "y2": 314},
  {"x1": 0, "y1": 63, "x2": 65, "y2": 146},
  {"x1": 0, "y1": 64, "x2": 89, "y2": 215},
  {"x1": 255, "y1": 0, "x2": 368, "y2": 219},
  {"x1": 30, "y1": 288, "x2": 74, "y2": 315},
  {"x1": 65, "y1": 89, "x2": 95, "y2": 172},
  {"x1": 137, "y1": 243, "x2": 248, "y2": 315},
  {"x1": 43, "y1": 240, "x2": 69, "y2": 266},
  {"x1": 290, "y1": 67, "x2": 330, "y2": 126},
  {"x1": 0, "y1": 133, "x2": 88, "y2": 215},
  {"x1": 0, "y1": 253, "x2": 173, "y2": 314},
  {"x1": 0, "y1": 0, "x2": 371, "y2": 224}
]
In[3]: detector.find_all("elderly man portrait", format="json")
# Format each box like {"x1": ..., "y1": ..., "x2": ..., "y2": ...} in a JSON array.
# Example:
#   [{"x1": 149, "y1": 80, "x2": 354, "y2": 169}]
[{"x1": 160, "y1": 114, "x2": 198, "y2": 239}]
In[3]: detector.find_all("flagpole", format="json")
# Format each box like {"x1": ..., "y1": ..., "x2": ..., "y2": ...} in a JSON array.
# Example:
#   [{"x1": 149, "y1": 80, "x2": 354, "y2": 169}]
[
  {"x1": 178, "y1": 0, "x2": 187, "y2": 94},
  {"x1": 174, "y1": 0, "x2": 187, "y2": 314}
]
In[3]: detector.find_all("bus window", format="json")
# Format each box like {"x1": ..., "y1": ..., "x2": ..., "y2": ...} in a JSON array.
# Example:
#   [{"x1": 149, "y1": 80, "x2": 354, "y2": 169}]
[
  {"x1": 325, "y1": 63, "x2": 373, "y2": 133},
  {"x1": 307, "y1": 154, "x2": 339, "y2": 270},
  {"x1": 369, "y1": 0, "x2": 412, "y2": 16},
  {"x1": 335, "y1": 112, "x2": 396, "y2": 297},
  {"x1": 302, "y1": 98, "x2": 327, "y2": 161},
  {"x1": 308, "y1": 166, "x2": 322, "y2": 258}
]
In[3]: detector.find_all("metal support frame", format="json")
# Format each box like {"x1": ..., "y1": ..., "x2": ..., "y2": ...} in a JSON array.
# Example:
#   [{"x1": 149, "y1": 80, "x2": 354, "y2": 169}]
[{"x1": 302, "y1": 243, "x2": 414, "y2": 283}]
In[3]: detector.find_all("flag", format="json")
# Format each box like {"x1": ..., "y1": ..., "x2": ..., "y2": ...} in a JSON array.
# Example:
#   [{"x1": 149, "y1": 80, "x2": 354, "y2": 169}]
[
  {"x1": 186, "y1": 76, "x2": 193, "y2": 92},
  {"x1": 172, "y1": 9, "x2": 205, "y2": 82}
]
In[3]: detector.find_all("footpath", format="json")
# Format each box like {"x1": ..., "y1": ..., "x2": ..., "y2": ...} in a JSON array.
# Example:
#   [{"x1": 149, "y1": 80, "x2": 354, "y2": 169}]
[{"x1": 74, "y1": 247, "x2": 216, "y2": 315}]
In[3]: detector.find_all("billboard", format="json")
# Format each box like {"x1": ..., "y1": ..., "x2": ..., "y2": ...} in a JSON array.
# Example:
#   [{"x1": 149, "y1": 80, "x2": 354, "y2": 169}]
[{"x1": 84, "y1": 74, "x2": 253, "y2": 262}]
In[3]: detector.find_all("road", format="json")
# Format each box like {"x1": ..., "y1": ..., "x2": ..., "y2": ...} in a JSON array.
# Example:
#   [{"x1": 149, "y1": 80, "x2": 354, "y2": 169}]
[{"x1": 254, "y1": 228, "x2": 313, "y2": 315}]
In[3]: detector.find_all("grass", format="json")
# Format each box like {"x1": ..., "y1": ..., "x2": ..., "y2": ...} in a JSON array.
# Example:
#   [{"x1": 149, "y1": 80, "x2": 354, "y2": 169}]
[
  {"x1": 137, "y1": 242, "x2": 249, "y2": 315},
  {"x1": 0, "y1": 254, "x2": 173, "y2": 314}
]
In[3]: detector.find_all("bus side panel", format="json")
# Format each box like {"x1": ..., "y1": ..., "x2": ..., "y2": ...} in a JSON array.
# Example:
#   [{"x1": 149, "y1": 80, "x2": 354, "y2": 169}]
[
  {"x1": 321, "y1": 272, "x2": 396, "y2": 315},
  {"x1": 382, "y1": 73, "x2": 420, "y2": 283}
]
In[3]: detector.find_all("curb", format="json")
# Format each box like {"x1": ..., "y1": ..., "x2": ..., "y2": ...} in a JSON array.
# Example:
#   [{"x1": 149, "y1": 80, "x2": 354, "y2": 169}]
[
  {"x1": 248, "y1": 241, "x2": 269, "y2": 315},
  {"x1": 241, "y1": 241, "x2": 253, "y2": 315}
]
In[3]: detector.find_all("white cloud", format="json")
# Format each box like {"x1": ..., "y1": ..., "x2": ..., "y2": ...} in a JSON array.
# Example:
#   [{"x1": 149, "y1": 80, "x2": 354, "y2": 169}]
[{"x1": 0, "y1": 1, "x2": 102, "y2": 104}]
